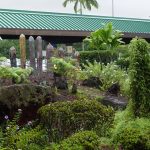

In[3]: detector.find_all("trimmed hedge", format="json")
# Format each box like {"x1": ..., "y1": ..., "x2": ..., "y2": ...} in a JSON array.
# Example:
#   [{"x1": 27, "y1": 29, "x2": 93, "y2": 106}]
[
  {"x1": 38, "y1": 99, "x2": 114, "y2": 142},
  {"x1": 112, "y1": 118, "x2": 150, "y2": 150},
  {"x1": 51, "y1": 131, "x2": 100, "y2": 150},
  {"x1": 79, "y1": 50, "x2": 118, "y2": 65}
]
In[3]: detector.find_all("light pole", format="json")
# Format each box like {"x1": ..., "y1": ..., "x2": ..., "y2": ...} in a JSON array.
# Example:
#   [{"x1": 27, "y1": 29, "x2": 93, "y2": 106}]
[{"x1": 112, "y1": 0, "x2": 114, "y2": 17}]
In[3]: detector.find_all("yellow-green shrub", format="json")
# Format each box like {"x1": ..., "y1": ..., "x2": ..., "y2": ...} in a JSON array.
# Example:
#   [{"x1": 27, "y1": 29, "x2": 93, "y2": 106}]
[
  {"x1": 38, "y1": 99, "x2": 114, "y2": 142},
  {"x1": 112, "y1": 114, "x2": 150, "y2": 150},
  {"x1": 51, "y1": 131, "x2": 100, "y2": 150}
]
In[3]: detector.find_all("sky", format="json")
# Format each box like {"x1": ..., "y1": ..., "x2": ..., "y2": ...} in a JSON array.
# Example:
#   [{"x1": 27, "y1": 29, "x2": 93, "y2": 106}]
[{"x1": 0, "y1": 0, "x2": 150, "y2": 19}]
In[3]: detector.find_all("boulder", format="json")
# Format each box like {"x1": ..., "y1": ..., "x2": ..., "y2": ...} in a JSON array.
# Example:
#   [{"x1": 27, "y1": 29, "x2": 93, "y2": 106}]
[
  {"x1": 82, "y1": 77, "x2": 102, "y2": 89},
  {"x1": 101, "y1": 95, "x2": 127, "y2": 110},
  {"x1": 0, "y1": 84, "x2": 53, "y2": 124},
  {"x1": 106, "y1": 82, "x2": 120, "y2": 96}
]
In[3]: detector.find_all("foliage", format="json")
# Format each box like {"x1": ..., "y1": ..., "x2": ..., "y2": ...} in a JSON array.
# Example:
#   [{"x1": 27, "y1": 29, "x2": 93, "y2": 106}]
[
  {"x1": 51, "y1": 131, "x2": 100, "y2": 150},
  {"x1": 0, "y1": 40, "x2": 19, "y2": 58},
  {"x1": 0, "y1": 57, "x2": 7, "y2": 62},
  {"x1": 0, "y1": 57, "x2": 7, "y2": 66},
  {"x1": 129, "y1": 38, "x2": 150, "y2": 117},
  {"x1": 84, "y1": 22, "x2": 124, "y2": 51},
  {"x1": 38, "y1": 99, "x2": 114, "y2": 142},
  {"x1": 51, "y1": 57, "x2": 76, "y2": 76},
  {"x1": 63, "y1": 0, "x2": 99, "y2": 14},
  {"x1": 98, "y1": 137, "x2": 114, "y2": 150},
  {"x1": 51, "y1": 57, "x2": 83, "y2": 91},
  {"x1": 0, "y1": 111, "x2": 49, "y2": 150},
  {"x1": 72, "y1": 42, "x2": 83, "y2": 51},
  {"x1": 100, "y1": 63, "x2": 129, "y2": 94},
  {"x1": 116, "y1": 57, "x2": 130, "y2": 70},
  {"x1": 82, "y1": 61, "x2": 102, "y2": 79},
  {"x1": 0, "y1": 67, "x2": 33, "y2": 84},
  {"x1": 115, "y1": 45, "x2": 130, "y2": 70},
  {"x1": 112, "y1": 117, "x2": 150, "y2": 150},
  {"x1": 80, "y1": 50, "x2": 118, "y2": 65},
  {"x1": 82, "y1": 61, "x2": 130, "y2": 96}
]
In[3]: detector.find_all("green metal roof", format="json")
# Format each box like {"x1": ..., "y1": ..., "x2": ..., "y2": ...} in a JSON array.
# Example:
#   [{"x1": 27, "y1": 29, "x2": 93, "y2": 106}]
[{"x1": 0, "y1": 9, "x2": 150, "y2": 34}]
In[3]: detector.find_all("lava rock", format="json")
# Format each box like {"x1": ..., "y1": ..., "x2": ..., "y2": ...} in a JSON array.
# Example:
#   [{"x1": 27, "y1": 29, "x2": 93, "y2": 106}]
[
  {"x1": 101, "y1": 95, "x2": 127, "y2": 110},
  {"x1": 106, "y1": 82, "x2": 120, "y2": 96},
  {"x1": 82, "y1": 77, "x2": 102, "y2": 89}
]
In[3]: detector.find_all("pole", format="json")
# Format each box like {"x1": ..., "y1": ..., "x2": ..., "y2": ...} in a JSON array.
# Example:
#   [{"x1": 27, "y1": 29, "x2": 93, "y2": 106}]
[{"x1": 112, "y1": 0, "x2": 114, "y2": 17}]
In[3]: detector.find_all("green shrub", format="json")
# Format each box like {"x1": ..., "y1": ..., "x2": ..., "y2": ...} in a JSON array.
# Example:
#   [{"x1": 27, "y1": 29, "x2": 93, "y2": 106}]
[
  {"x1": 0, "y1": 57, "x2": 7, "y2": 62},
  {"x1": 112, "y1": 118, "x2": 150, "y2": 150},
  {"x1": 51, "y1": 57, "x2": 75, "y2": 76},
  {"x1": 0, "y1": 39, "x2": 30, "y2": 58},
  {"x1": 82, "y1": 61, "x2": 103, "y2": 79},
  {"x1": 51, "y1": 131, "x2": 100, "y2": 150},
  {"x1": 4, "y1": 126, "x2": 47, "y2": 150},
  {"x1": 100, "y1": 63, "x2": 129, "y2": 95},
  {"x1": 1, "y1": 111, "x2": 49, "y2": 150},
  {"x1": 82, "y1": 61, "x2": 130, "y2": 96},
  {"x1": 79, "y1": 50, "x2": 118, "y2": 65},
  {"x1": 38, "y1": 99, "x2": 114, "y2": 142},
  {"x1": 116, "y1": 45, "x2": 130, "y2": 69},
  {"x1": 99, "y1": 137, "x2": 114, "y2": 150},
  {"x1": 15, "y1": 126, "x2": 48, "y2": 150},
  {"x1": 0, "y1": 128, "x2": 4, "y2": 149},
  {"x1": 116, "y1": 57, "x2": 130, "y2": 70},
  {"x1": 129, "y1": 38, "x2": 150, "y2": 117},
  {"x1": 0, "y1": 67, "x2": 33, "y2": 84},
  {"x1": 0, "y1": 40, "x2": 19, "y2": 58}
]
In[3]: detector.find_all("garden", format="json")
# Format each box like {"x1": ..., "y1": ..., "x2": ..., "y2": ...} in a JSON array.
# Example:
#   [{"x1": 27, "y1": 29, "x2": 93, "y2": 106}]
[{"x1": 0, "y1": 23, "x2": 150, "y2": 150}]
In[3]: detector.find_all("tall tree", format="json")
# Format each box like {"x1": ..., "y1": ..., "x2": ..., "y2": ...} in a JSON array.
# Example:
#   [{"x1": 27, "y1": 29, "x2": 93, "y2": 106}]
[{"x1": 63, "y1": 0, "x2": 99, "y2": 15}]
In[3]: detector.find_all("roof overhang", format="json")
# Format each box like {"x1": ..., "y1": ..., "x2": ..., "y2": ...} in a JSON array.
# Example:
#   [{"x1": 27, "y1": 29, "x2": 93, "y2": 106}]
[
  {"x1": 123, "y1": 32, "x2": 150, "y2": 38},
  {"x1": 0, "y1": 28, "x2": 90, "y2": 43},
  {"x1": 1, "y1": 28, "x2": 150, "y2": 43},
  {"x1": 0, "y1": 28, "x2": 91, "y2": 37}
]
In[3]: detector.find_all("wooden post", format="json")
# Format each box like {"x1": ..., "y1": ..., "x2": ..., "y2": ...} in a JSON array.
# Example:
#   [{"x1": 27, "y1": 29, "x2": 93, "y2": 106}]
[
  {"x1": 19, "y1": 34, "x2": 26, "y2": 68},
  {"x1": 46, "y1": 43, "x2": 54, "y2": 71},
  {"x1": 9, "y1": 46, "x2": 17, "y2": 67},
  {"x1": 36, "y1": 36, "x2": 43, "y2": 73},
  {"x1": 29, "y1": 36, "x2": 36, "y2": 70}
]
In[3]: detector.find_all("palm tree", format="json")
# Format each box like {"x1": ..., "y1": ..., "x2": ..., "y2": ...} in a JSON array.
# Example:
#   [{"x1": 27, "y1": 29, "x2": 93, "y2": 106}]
[{"x1": 63, "y1": 0, "x2": 99, "y2": 15}]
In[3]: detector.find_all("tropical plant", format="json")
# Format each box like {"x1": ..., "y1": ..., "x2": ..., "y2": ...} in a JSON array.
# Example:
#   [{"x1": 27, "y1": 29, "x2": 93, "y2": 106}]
[
  {"x1": 84, "y1": 22, "x2": 124, "y2": 51},
  {"x1": 63, "y1": 0, "x2": 99, "y2": 14}
]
